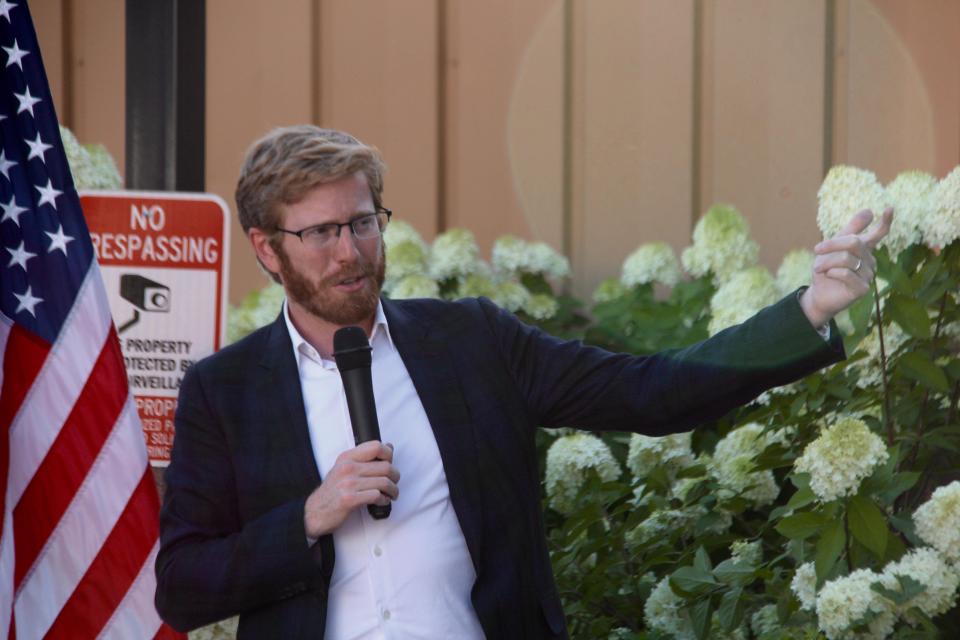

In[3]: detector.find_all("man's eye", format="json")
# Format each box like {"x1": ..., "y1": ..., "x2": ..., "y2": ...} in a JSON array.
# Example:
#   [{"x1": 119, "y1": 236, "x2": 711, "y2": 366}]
[
  {"x1": 304, "y1": 225, "x2": 336, "y2": 240},
  {"x1": 355, "y1": 216, "x2": 377, "y2": 231}
]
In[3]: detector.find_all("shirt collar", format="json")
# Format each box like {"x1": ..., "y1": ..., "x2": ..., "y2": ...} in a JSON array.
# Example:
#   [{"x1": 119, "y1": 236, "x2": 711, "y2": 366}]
[{"x1": 283, "y1": 298, "x2": 394, "y2": 369}]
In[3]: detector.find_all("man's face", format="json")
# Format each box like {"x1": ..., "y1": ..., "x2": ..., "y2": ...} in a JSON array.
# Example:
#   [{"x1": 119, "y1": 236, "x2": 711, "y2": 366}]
[{"x1": 272, "y1": 172, "x2": 385, "y2": 327}]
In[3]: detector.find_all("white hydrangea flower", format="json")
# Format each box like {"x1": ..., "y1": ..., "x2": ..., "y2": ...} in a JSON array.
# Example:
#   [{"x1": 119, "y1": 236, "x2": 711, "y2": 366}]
[
  {"x1": 708, "y1": 266, "x2": 779, "y2": 336},
  {"x1": 776, "y1": 249, "x2": 814, "y2": 296},
  {"x1": 794, "y1": 417, "x2": 888, "y2": 503},
  {"x1": 428, "y1": 228, "x2": 480, "y2": 280},
  {"x1": 816, "y1": 569, "x2": 896, "y2": 640},
  {"x1": 544, "y1": 433, "x2": 621, "y2": 515},
  {"x1": 491, "y1": 235, "x2": 528, "y2": 274},
  {"x1": 880, "y1": 547, "x2": 960, "y2": 622},
  {"x1": 853, "y1": 322, "x2": 908, "y2": 389},
  {"x1": 384, "y1": 239, "x2": 428, "y2": 288},
  {"x1": 730, "y1": 539, "x2": 762, "y2": 567},
  {"x1": 885, "y1": 170, "x2": 936, "y2": 257},
  {"x1": 389, "y1": 274, "x2": 440, "y2": 300},
  {"x1": 522, "y1": 293, "x2": 558, "y2": 320},
  {"x1": 817, "y1": 166, "x2": 891, "y2": 240},
  {"x1": 620, "y1": 242, "x2": 681, "y2": 288},
  {"x1": 60, "y1": 126, "x2": 123, "y2": 190},
  {"x1": 750, "y1": 604, "x2": 779, "y2": 637},
  {"x1": 626, "y1": 432, "x2": 694, "y2": 481},
  {"x1": 491, "y1": 280, "x2": 530, "y2": 312},
  {"x1": 526, "y1": 242, "x2": 570, "y2": 279},
  {"x1": 627, "y1": 508, "x2": 692, "y2": 546},
  {"x1": 925, "y1": 166, "x2": 960, "y2": 249},
  {"x1": 709, "y1": 423, "x2": 781, "y2": 507},
  {"x1": 383, "y1": 219, "x2": 427, "y2": 251},
  {"x1": 914, "y1": 481, "x2": 960, "y2": 562},
  {"x1": 592, "y1": 277, "x2": 628, "y2": 304},
  {"x1": 456, "y1": 273, "x2": 498, "y2": 300},
  {"x1": 644, "y1": 576, "x2": 696, "y2": 640},
  {"x1": 491, "y1": 236, "x2": 570, "y2": 279},
  {"x1": 791, "y1": 562, "x2": 818, "y2": 612},
  {"x1": 681, "y1": 204, "x2": 759, "y2": 284}
]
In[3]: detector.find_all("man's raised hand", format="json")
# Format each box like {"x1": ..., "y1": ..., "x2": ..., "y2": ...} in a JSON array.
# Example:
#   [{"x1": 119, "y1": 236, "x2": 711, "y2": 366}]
[{"x1": 799, "y1": 208, "x2": 893, "y2": 329}]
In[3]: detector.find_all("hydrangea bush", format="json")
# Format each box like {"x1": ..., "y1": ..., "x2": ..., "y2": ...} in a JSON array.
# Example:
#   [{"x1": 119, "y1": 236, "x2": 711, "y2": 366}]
[{"x1": 228, "y1": 166, "x2": 960, "y2": 639}]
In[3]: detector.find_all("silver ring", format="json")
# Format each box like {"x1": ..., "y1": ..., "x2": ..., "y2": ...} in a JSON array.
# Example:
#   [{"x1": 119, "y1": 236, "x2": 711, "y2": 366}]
[{"x1": 854, "y1": 257, "x2": 863, "y2": 272}]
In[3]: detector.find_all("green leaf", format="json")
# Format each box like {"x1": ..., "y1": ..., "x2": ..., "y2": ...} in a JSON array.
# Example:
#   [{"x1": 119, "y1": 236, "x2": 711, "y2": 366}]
[
  {"x1": 898, "y1": 350, "x2": 950, "y2": 393},
  {"x1": 848, "y1": 495, "x2": 888, "y2": 558},
  {"x1": 815, "y1": 519, "x2": 846, "y2": 583},
  {"x1": 878, "y1": 472, "x2": 921, "y2": 504},
  {"x1": 717, "y1": 586, "x2": 744, "y2": 631},
  {"x1": 776, "y1": 512, "x2": 831, "y2": 540},
  {"x1": 848, "y1": 291, "x2": 876, "y2": 336},
  {"x1": 694, "y1": 546, "x2": 713, "y2": 573},
  {"x1": 887, "y1": 294, "x2": 931, "y2": 338},
  {"x1": 670, "y1": 566, "x2": 719, "y2": 597},
  {"x1": 786, "y1": 487, "x2": 816, "y2": 512},
  {"x1": 871, "y1": 574, "x2": 926, "y2": 606},
  {"x1": 713, "y1": 559, "x2": 754, "y2": 586},
  {"x1": 676, "y1": 464, "x2": 707, "y2": 479},
  {"x1": 688, "y1": 597, "x2": 713, "y2": 640}
]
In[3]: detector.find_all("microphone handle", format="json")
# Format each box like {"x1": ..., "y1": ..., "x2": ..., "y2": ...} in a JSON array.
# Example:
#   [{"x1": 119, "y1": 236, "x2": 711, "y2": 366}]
[{"x1": 340, "y1": 367, "x2": 391, "y2": 520}]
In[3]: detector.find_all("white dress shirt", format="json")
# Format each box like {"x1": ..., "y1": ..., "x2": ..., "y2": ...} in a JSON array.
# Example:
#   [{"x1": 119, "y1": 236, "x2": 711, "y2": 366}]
[{"x1": 284, "y1": 301, "x2": 486, "y2": 640}]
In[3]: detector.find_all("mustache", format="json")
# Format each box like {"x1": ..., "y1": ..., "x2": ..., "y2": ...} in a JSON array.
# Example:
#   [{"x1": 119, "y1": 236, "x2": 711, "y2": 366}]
[{"x1": 325, "y1": 261, "x2": 376, "y2": 286}]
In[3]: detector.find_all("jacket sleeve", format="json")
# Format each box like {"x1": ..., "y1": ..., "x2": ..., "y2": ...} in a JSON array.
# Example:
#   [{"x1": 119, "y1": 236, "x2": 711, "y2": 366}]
[
  {"x1": 154, "y1": 362, "x2": 328, "y2": 632},
  {"x1": 477, "y1": 289, "x2": 845, "y2": 435}
]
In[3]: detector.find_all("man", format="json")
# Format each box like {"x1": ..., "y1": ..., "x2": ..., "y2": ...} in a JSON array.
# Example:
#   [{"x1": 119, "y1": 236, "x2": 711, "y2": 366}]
[{"x1": 155, "y1": 126, "x2": 890, "y2": 639}]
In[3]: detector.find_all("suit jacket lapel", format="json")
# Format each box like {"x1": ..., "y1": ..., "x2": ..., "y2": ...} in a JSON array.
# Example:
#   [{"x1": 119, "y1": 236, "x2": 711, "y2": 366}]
[
  {"x1": 256, "y1": 313, "x2": 322, "y2": 489},
  {"x1": 383, "y1": 299, "x2": 485, "y2": 574}
]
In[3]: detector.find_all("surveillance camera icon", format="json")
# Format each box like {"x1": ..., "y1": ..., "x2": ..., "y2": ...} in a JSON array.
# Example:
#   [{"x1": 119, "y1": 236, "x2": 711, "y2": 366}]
[{"x1": 118, "y1": 274, "x2": 171, "y2": 334}]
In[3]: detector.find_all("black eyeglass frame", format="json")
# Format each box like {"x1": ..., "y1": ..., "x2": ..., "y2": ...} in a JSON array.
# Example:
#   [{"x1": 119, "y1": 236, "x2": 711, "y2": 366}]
[{"x1": 274, "y1": 208, "x2": 392, "y2": 244}]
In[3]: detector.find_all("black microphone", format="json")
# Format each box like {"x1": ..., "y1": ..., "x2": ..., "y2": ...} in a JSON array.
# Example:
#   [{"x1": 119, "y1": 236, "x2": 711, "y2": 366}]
[{"x1": 333, "y1": 326, "x2": 390, "y2": 520}]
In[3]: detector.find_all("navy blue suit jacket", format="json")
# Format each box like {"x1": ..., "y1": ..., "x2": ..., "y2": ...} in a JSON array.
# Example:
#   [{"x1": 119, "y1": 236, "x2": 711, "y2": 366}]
[{"x1": 155, "y1": 293, "x2": 843, "y2": 638}]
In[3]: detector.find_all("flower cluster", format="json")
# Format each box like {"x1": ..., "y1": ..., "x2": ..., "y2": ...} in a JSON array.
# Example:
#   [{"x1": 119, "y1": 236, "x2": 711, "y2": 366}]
[
  {"x1": 730, "y1": 539, "x2": 762, "y2": 567},
  {"x1": 775, "y1": 249, "x2": 814, "y2": 296},
  {"x1": 926, "y1": 166, "x2": 960, "y2": 249},
  {"x1": 620, "y1": 242, "x2": 681, "y2": 288},
  {"x1": 389, "y1": 274, "x2": 440, "y2": 300},
  {"x1": 680, "y1": 204, "x2": 759, "y2": 283},
  {"x1": 644, "y1": 577, "x2": 695, "y2": 640},
  {"x1": 60, "y1": 126, "x2": 123, "y2": 190},
  {"x1": 817, "y1": 166, "x2": 890, "y2": 240},
  {"x1": 491, "y1": 235, "x2": 569, "y2": 279},
  {"x1": 708, "y1": 266, "x2": 780, "y2": 336},
  {"x1": 815, "y1": 569, "x2": 896, "y2": 639},
  {"x1": 793, "y1": 416, "x2": 888, "y2": 503},
  {"x1": 914, "y1": 481, "x2": 960, "y2": 562},
  {"x1": 885, "y1": 171, "x2": 936, "y2": 256},
  {"x1": 709, "y1": 423, "x2": 782, "y2": 507},
  {"x1": 791, "y1": 562, "x2": 818, "y2": 611},
  {"x1": 428, "y1": 228, "x2": 481, "y2": 280},
  {"x1": 544, "y1": 433, "x2": 621, "y2": 515},
  {"x1": 226, "y1": 282, "x2": 285, "y2": 343},
  {"x1": 626, "y1": 431, "x2": 694, "y2": 481},
  {"x1": 592, "y1": 277, "x2": 628, "y2": 304},
  {"x1": 880, "y1": 547, "x2": 960, "y2": 623}
]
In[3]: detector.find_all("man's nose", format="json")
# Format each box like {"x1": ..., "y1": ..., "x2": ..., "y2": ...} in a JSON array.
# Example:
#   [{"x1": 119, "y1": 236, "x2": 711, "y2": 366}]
[{"x1": 331, "y1": 226, "x2": 360, "y2": 261}]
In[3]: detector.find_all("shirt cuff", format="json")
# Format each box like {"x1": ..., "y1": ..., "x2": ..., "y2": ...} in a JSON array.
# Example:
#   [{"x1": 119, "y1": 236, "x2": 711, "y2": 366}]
[{"x1": 795, "y1": 287, "x2": 831, "y2": 342}]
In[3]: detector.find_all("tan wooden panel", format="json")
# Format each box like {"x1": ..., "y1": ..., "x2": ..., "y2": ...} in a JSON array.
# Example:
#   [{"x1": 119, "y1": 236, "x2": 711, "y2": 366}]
[
  {"x1": 206, "y1": 0, "x2": 315, "y2": 302},
  {"x1": 703, "y1": 0, "x2": 826, "y2": 265},
  {"x1": 572, "y1": 0, "x2": 695, "y2": 296},
  {"x1": 31, "y1": 0, "x2": 66, "y2": 122},
  {"x1": 837, "y1": 0, "x2": 960, "y2": 181},
  {"x1": 67, "y1": 0, "x2": 124, "y2": 176},
  {"x1": 444, "y1": 0, "x2": 559, "y2": 258},
  {"x1": 319, "y1": 0, "x2": 438, "y2": 242}
]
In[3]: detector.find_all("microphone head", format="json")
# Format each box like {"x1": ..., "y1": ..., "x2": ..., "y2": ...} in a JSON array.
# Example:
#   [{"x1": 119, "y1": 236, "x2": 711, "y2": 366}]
[{"x1": 333, "y1": 326, "x2": 372, "y2": 371}]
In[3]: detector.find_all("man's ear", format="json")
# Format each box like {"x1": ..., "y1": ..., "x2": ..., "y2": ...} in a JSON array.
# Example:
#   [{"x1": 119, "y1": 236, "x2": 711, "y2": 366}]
[{"x1": 248, "y1": 227, "x2": 281, "y2": 275}]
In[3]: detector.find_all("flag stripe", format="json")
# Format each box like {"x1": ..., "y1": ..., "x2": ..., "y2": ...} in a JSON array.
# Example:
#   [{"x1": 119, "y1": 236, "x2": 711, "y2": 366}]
[
  {"x1": 7, "y1": 267, "x2": 112, "y2": 505},
  {"x1": 99, "y1": 542, "x2": 164, "y2": 640},
  {"x1": 12, "y1": 325, "x2": 126, "y2": 588},
  {"x1": 43, "y1": 469, "x2": 158, "y2": 639},
  {"x1": 13, "y1": 400, "x2": 145, "y2": 639}
]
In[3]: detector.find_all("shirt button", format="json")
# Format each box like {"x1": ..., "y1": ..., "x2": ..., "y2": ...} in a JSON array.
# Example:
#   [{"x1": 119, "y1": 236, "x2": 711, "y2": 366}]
[
  {"x1": 382, "y1": 609, "x2": 391, "y2": 621},
  {"x1": 373, "y1": 545, "x2": 383, "y2": 557}
]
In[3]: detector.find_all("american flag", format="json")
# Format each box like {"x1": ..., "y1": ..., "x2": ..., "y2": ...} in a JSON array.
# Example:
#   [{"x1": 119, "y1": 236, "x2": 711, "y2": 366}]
[{"x1": 0, "y1": 2, "x2": 180, "y2": 638}]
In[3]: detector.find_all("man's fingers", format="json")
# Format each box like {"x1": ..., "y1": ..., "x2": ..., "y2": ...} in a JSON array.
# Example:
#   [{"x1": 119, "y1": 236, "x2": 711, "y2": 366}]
[
  {"x1": 838, "y1": 209, "x2": 874, "y2": 236},
  {"x1": 862, "y1": 207, "x2": 894, "y2": 249},
  {"x1": 342, "y1": 440, "x2": 394, "y2": 463}
]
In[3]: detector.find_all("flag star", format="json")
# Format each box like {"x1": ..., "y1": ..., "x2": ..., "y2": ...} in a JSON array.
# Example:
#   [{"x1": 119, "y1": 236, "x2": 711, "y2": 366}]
[
  {"x1": 0, "y1": 150, "x2": 15, "y2": 180},
  {"x1": 0, "y1": 1, "x2": 16, "y2": 23},
  {"x1": 34, "y1": 178, "x2": 61, "y2": 209},
  {"x1": 25, "y1": 132, "x2": 51, "y2": 162},
  {"x1": 45, "y1": 224, "x2": 74, "y2": 255},
  {"x1": 3, "y1": 39, "x2": 28, "y2": 69},
  {"x1": 14, "y1": 87, "x2": 40, "y2": 117},
  {"x1": 1, "y1": 194, "x2": 26, "y2": 226},
  {"x1": 13, "y1": 285, "x2": 42, "y2": 317},
  {"x1": 6, "y1": 240, "x2": 35, "y2": 270}
]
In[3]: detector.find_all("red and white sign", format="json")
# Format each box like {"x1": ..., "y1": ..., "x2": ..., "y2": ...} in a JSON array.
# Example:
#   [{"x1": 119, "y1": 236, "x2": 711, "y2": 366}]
[{"x1": 81, "y1": 191, "x2": 231, "y2": 466}]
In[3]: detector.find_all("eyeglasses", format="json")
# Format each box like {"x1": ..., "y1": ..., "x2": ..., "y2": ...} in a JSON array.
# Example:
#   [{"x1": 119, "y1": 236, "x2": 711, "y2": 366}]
[{"x1": 275, "y1": 209, "x2": 392, "y2": 250}]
